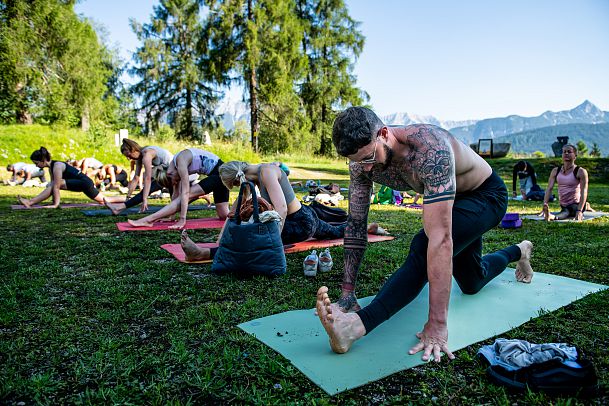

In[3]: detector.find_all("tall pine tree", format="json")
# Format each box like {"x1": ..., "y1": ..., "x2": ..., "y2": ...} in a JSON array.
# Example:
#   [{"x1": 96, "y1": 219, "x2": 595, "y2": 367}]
[
  {"x1": 205, "y1": 0, "x2": 306, "y2": 152},
  {"x1": 130, "y1": 0, "x2": 219, "y2": 139},
  {"x1": 296, "y1": 0, "x2": 367, "y2": 155}
]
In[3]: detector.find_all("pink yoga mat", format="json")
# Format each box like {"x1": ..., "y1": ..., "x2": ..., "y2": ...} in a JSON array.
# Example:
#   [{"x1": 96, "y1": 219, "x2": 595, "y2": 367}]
[
  {"x1": 161, "y1": 234, "x2": 395, "y2": 264},
  {"x1": 116, "y1": 217, "x2": 226, "y2": 231},
  {"x1": 11, "y1": 202, "x2": 102, "y2": 210}
]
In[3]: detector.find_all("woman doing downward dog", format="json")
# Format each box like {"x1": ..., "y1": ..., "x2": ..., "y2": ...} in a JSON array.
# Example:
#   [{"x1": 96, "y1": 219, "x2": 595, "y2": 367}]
[
  {"x1": 104, "y1": 139, "x2": 174, "y2": 214},
  {"x1": 180, "y1": 161, "x2": 384, "y2": 262},
  {"x1": 127, "y1": 148, "x2": 230, "y2": 229},
  {"x1": 17, "y1": 147, "x2": 107, "y2": 208}
]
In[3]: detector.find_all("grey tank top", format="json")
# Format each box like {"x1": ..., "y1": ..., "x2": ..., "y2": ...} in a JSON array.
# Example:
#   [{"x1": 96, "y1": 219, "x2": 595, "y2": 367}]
[
  {"x1": 257, "y1": 164, "x2": 296, "y2": 204},
  {"x1": 141, "y1": 146, "x2": 173, "y2": 168}
]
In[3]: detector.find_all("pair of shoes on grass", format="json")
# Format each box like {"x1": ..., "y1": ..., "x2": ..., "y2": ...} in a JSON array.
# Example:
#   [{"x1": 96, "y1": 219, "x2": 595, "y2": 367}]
[{"x1": 303, "y1": 249, "x2": 333, "y2": 277}]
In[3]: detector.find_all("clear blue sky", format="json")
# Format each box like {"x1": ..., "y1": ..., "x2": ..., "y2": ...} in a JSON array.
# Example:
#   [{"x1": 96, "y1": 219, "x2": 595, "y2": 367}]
[{"x1": 75, "y1": 0, "x2": 609, "y2": 121}]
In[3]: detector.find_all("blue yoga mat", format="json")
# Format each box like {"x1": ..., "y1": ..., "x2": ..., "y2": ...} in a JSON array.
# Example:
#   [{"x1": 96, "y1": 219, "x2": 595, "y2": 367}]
[
  {"x1": 239, "y1": 269, "x2": 606, "y2": 395},
  {"x1": 82, "y1": 204, "x2": 215, "y2": 216}
]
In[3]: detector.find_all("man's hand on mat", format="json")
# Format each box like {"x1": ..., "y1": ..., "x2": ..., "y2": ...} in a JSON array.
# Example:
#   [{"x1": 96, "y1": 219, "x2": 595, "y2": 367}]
[
  {"x1": 408, "y1": 320, "x2": 455, "y2": 362},
  {"x1": 336, "y1": 291, "x2": 361, "y2": 313},
  {"x1": 169, "y1": 218, "x2": 187, "y2": 229}
]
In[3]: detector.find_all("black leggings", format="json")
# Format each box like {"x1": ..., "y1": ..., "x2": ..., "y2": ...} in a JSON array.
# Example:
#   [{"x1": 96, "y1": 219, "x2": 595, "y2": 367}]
[
  {"x1": 356, "y1": 171, "x2": 521, "y2": 334},
  {"x1": 65, "y1": 177, "x2": 99, "y2": 200},
  {"x1": 281, "y1": 204, "x2": 346, "y2": 244},
  {"x1": 124, "y1": 180, "x2": 168, "y2": 208}
]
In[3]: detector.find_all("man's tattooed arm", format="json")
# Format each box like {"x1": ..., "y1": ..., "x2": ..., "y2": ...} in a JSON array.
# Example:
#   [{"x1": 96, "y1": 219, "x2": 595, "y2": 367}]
[{"x1": 339, "y1": 164, "x2": 372, "y2": 311}]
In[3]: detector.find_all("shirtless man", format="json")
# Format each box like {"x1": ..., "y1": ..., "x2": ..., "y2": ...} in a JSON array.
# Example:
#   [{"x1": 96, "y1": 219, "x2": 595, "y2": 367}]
[{"x1": 316, "y1": 107, "x2": 533, "y2": 362}]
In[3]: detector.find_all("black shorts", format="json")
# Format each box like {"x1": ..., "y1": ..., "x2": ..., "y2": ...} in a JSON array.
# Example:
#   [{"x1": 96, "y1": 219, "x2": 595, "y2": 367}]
[
  {"x1": 65, "y1": 176, "x2": 99, "y2": 200},
  {"x1": 195, "y1": 160, "x2": 229, "y2": 204},
  {"x1": 115, "y1": 171, "x2": 128, "y2": 187}
]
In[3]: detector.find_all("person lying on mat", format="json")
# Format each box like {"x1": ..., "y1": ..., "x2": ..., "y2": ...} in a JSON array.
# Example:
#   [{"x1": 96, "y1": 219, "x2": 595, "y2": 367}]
[
  {"x1": 315, "y1": 107, "x2": 534, "y2": 362},
  {"x1": 542, "y1": 144, "x2": 589, "y2": 222},
  {"x1": 17, "y1": 147, "x2": 109, "y2": 208},
  {"x1": 103, "y1": 139, "x2": 174, "y2": 214},
  {"x1": 126, "y1": 148, "x2": 230, "y2": 228},
  {"x1": 512, "y1": 160, "x2": 538, "y2": 200},
  {"x1": 178, "y1": 160, "x2": 386, "y2": 262}
]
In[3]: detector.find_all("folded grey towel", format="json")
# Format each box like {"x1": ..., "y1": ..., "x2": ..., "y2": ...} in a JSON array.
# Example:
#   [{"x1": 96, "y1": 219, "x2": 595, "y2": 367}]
[{"x1": 478, "y1": 339, "x2": 578, "y2": 371}]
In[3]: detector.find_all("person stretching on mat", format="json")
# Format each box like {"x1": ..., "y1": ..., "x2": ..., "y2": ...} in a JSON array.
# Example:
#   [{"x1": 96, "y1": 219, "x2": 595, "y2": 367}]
[
  {"x1": 542, "y1": 144, "x2": 589, "y2": 221},
  {"x1": 314, "y1": 107, "x2": 534, "y2": 362},
  {"x1": 17, "y1": 147, "x2": 108, "y2": 208},
  {"x1": 96, "y1": 164, "x2": 129, "y2": 191},
  {"x1": 126, "y1": 148, "x2": 230, "y2": 229},
  {"x1": 179, "y1": 160, "x2": 386, "y2": 262},
  {"x1": 104, "y1": 139, "x2": 174, "y2": 214},
  {"x1": 512, "y1": 160, "x2": 538, "y2": 200}
]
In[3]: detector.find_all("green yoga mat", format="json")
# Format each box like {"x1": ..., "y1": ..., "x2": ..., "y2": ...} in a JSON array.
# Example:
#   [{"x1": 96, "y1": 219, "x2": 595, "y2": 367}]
[{"x1": 238, "y1": 269, "x2": 606, "y2": 395}]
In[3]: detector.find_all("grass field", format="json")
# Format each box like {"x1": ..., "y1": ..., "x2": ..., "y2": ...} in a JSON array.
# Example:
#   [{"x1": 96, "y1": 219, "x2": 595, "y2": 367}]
[{"x1": 1, "y1": 161, "x2": 608, "y2": 404}]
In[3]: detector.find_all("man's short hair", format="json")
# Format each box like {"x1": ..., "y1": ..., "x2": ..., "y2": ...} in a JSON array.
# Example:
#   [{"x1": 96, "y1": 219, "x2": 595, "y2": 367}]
[{"x1": 332, "y1": 107, "x2": 384, "y2": 156}]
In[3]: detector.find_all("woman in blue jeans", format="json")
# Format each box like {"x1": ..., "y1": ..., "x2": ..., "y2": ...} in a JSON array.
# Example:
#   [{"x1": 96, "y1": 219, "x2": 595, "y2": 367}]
[{"x1": 179, "y1": 160, "x2": 383, "y2": 261}]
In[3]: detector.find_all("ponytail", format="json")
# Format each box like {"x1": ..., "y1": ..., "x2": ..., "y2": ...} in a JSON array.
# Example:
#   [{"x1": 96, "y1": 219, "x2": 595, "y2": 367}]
[{"x1": 30, "y1": 147, "x2": 51, "y2": 162}]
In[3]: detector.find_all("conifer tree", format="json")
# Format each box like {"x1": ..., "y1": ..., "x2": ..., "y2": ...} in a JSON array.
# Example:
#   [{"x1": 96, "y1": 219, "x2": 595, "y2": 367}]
[
  {"x1": 130, "y1": 0, "x2": 219, "y2": 139},
  {"x1": 296, "y1": 0, "x2": 367, "y2": 155}
]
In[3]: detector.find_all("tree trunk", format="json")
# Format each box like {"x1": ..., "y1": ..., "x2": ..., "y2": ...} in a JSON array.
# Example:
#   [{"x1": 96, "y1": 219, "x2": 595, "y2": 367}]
[
  {"x1": 15, "y1": 82, "x2": 32, "y2": 124},
  {"x1": 247, "y1": 0, "x2": 259, "y2": 153},
  {"x1": 185, "y1": 88, "x2": 193, "y2": 139},
  {"x1": 81, "y1": 106, "x2": 90, "y2": 132}
]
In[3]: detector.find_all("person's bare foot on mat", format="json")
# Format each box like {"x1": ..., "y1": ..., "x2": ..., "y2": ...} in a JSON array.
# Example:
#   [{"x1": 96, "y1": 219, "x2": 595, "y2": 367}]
[
  {"x1": 515, "y1": 240, "x2": 534, "y2": 283},
  {"x1": 17, "y1": 195, "x2": 32, "y2": 208},
  {"x1": 316, "y1": 286, "x2": 366, "y2": 354},
  {"x1": 127, "y1": 218, "x2": 154, "y2": 227},
  {"x1": 181, "y1": 230, "x2": 211, "y2": 261},
  {"x1": 367, "y1": 222, "x2": 389, "y2": 235},
  {"x1": 104, "y1": 198, "x2": 124, "y2": 215}
]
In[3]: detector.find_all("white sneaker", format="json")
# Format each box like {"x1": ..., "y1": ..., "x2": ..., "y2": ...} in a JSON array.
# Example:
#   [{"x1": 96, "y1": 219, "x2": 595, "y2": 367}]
[
  {"x1": 303, "y1": 250, "x2": 319, "y2": 277},
  {"x1": 318, "y1": 248, "x2": 333, "y2": 273}
]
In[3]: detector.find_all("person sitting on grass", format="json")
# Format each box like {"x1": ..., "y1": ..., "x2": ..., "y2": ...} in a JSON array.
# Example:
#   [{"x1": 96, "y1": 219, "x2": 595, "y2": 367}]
[
  {"x1": 103, "y1": 139, "x2": 174, "y2": 214},
  {"x1": 314, "y1": 107, "x2": 534, "y2": 361},
  {"x1": 17, "y1": 147, "x2": 108, "y2": 208},
  {"x1": 126, "y1": 148, "x2": 230, "y2": 229},
  {"x1": 542, "y1": 144, "x2": 589, "y2": 221},
  {"x1": 512, "y1": 160, "x2": 538, "y2": 200},
  {"x1": 178, "y1": 160, "x2": 387, "y2": 262}
]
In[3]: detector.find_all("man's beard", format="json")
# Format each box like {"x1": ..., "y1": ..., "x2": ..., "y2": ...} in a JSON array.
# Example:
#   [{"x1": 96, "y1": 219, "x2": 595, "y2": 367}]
[{"x1": 380, "y1": 144, "x2": 393, "y2": 171}]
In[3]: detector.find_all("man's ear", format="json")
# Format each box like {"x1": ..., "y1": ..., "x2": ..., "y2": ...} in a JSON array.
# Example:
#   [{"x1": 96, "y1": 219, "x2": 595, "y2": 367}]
[{"x1": 379, "y1": 126, "x2": 389, "y2": 140}]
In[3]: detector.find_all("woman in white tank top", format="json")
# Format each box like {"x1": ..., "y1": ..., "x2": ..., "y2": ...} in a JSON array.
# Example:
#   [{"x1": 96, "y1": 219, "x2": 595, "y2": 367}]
[{"x1": 127, "y1": 148, "x2": 230, "y2": 228}]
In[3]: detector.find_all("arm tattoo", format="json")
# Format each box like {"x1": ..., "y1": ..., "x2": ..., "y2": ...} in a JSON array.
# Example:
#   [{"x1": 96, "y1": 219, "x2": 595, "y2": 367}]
[
  {"x1": 409, "y1": 126, "x2": 456, "y2": 204},
  {"x1": 343, "y1": 166, "x2": 372, "y2": 292}
]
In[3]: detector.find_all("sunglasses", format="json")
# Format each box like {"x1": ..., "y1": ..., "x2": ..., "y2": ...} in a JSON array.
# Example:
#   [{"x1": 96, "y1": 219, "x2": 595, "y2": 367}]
[{"x1": 349, "y1": 135, "x2": 379, "y2": 165}]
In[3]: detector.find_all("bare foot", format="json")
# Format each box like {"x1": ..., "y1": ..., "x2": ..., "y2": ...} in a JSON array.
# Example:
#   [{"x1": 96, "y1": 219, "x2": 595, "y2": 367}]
[
  {"x1": 542, "y1": 205, "x2": 555, "y2": 221},
  {"x1": 127, "y1": 218, "x2": 154, "y2": 227},
  {"x1": 181, "y1": 230, "x2": 211, "y2": 261},
  {"x1": 316, "y1": 286, "x2": 366, "y2": 354},
  {"x1": 104, "y1": 198, "x2": 124, "y2": 215},
  {"x1": 367, "y1": 222, "x2": 389, "y2": 235},
  {"x1": 17, "y1": 195, "x2": 31, "y2": 208},
  {"x1": 515, "y1": 240, "x2": 534, "y2": 283}
]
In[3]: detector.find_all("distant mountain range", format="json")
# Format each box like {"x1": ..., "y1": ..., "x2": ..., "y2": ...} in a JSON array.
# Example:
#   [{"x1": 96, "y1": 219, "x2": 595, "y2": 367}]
[
  {"x1": 383, "y1": 100, "x2": 609, "y2": 156},
  {"x1": 219, "y1": 99, "x2": 609, "y2": 156}
]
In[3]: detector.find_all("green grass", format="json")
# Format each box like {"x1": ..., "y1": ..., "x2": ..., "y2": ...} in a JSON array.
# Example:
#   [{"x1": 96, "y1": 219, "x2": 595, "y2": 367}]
[{"x1": 1, "y1": 158, "x2": 608, "y2": 403}]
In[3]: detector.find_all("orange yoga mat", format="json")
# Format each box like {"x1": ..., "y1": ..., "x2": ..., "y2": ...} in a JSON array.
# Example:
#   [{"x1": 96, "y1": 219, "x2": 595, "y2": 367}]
[
  {"x1": 160, "y1": 234, "x2": 395, "y2": 264},
  {"x1": 116, "y1": 217, "x2": 226, "y2": 231},
  {"x1": 12, "y1": 202, "x2": 102, "y2": 210}
]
